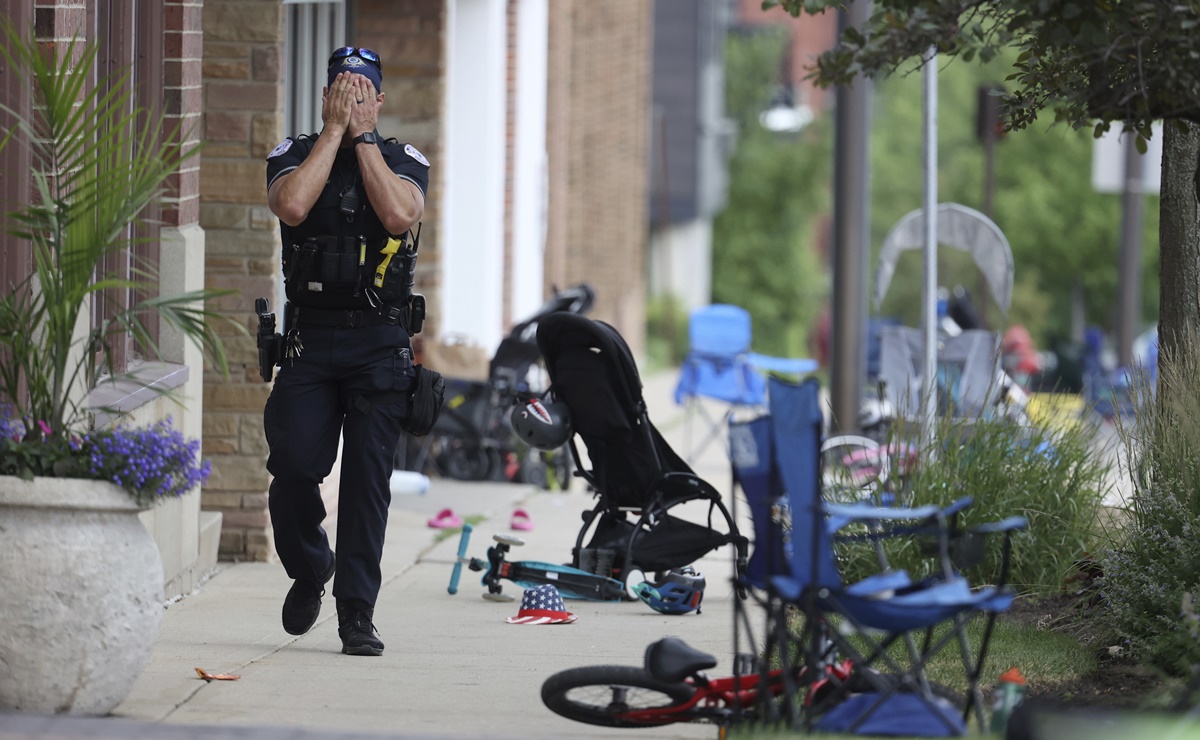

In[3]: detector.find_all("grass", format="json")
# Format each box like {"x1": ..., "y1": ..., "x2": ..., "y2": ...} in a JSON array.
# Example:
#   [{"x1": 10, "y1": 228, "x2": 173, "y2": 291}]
[{"x1": 432, "y1": 514, "x2": 487, "y2": 544}]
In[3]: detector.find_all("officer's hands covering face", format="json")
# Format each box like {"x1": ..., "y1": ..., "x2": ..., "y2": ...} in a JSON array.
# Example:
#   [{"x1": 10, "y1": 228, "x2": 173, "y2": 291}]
[
  {"x1": 321, "y1": 72, "x2": 356, "y2": 137},
  {"x1": 348, "y1": 76, "x2": 381, "y2": 138}
]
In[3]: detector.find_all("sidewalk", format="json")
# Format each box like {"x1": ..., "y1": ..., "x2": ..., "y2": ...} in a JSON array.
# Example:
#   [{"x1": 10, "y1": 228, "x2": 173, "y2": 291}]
[{"x1": 1, "y1": 371, "x2": 750, "y2": 740}]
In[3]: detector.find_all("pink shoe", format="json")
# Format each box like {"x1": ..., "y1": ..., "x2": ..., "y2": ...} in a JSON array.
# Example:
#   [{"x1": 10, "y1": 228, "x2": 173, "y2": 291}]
[
  {"x1": 510, "y1": 509, "x2": 534, "y2": 532},
  {"x1": 427, "y1": 508, "x2": 463, "y2": 529}
]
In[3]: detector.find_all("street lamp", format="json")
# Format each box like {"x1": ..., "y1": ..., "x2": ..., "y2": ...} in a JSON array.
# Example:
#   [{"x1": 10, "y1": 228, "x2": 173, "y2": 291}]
[{"x1": 759, "y1": 85, "x2": 814, "y2": 134}]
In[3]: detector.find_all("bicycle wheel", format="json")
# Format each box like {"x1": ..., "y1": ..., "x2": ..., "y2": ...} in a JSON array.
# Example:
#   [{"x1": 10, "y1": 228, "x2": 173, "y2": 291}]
[
  {"x1": 542, "y1": 665, "x2": 696, "y2": 728},
  {"x1": 821, "y1": 435, "x2": 887, "y2": 504}
]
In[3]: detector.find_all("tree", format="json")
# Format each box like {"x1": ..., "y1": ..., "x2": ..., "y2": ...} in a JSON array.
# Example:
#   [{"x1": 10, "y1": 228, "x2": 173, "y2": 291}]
[
  {"x1": 712, "y1": 28, "x2": 831, "y2": 359},
  {"x1": 768, "y1": 0, "x2": 1200, "y2": 369},
  {"x1": 868, "y1": 49, "x2": 1159, "y2": 341}
]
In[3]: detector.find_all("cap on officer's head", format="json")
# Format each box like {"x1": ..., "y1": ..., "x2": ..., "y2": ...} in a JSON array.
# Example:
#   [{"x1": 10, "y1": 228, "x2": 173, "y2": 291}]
[{"x1": 326, "y1": 47, "x2": 383, "y2": 92}]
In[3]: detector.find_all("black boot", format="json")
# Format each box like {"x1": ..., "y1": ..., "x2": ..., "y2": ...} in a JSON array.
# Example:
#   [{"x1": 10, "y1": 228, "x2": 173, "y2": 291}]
[
  {"x1": 281, "y1": 551, "x2": 335, "y2": 636},
  {"x1": 337, "y1": 601, "x2": 384, "y2": 656}
]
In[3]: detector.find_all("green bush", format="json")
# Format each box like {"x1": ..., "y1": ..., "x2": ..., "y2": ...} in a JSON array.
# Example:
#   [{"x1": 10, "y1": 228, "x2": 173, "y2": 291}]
[
  {"x1": 644, "y1": 293, "x2": 690, "y2": 372},
  {"x1": 1102, "y1": 336, "x2": 1200, "y2": 675},
  {"x1": 837, "y1": 410, "x2": 1109, "y2": 595}
]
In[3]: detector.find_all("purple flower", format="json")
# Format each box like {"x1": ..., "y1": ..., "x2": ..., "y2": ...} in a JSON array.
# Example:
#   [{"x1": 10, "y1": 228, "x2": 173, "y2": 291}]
[{"x1": 0, "y1": 415, "x2": 210, "y2": 505}]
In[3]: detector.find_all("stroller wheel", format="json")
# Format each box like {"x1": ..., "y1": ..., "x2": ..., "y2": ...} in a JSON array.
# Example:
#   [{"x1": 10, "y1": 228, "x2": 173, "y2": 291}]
[
  {"x1": 483, "y1": 592, "x2": 515, "y2": 603},
  {"x1": 620, "y1": 567, "x2": 646, "y2": 602},
  {"x1": 441, "y1": 441, "x2": 493, "y2": 481},
  {"x1": 519, "y1": 450, "x2": 548, "y2": 489}
]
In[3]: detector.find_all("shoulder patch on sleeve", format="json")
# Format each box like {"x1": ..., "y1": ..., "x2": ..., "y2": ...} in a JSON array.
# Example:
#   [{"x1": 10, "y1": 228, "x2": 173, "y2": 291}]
[
  {"x1": 404, "y1": 143, "x2": 430, "y2": 167},
  {"x1": 268, "y1": 139, "x2": 293, "y2": 159}
]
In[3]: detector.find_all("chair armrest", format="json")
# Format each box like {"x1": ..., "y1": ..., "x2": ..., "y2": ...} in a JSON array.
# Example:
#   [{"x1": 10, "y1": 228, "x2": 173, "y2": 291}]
[
  {"x1": 941, "y1": 497, "x2": 975, "y2": 517},
  {"x1": 746, "y1": 352, "x2": 819, "y2": 376},
  {"x1": 970, "y1": 516, "x2": 1028, "y2": 534},
  {"x1": 825, "y1": 502, "x2": 940, "y2": 521}
]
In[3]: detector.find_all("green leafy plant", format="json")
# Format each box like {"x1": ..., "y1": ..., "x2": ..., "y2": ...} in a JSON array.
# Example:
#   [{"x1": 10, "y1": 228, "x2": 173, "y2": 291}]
[
  {"x1": 0, "y1": 415, "x2": 210, "y2": 507},
  {"x1": 1102, "y1": 334, "x2": 1200, "y2": 674},
  {"x1": 645, "y1": 292, "x2": 689, "y2": 371},
  {"x1": 0, "y1": 24, "x2": 235, "y2": 501},
  {"x1": 837, "y1": 405, "x2": 1108, "y2": 595},
  {"x1": 713, "y1": 27, "x2": 829, "y2": 360}
]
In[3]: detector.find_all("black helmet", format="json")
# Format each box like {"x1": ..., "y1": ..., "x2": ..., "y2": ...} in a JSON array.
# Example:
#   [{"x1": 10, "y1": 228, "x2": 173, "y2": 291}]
[
  {"x1": 510, "y1": 396, "x2": 572, "y2": 450},
  {"x1": 633, "y1": 567, "x2": 706, "y2": 615}
]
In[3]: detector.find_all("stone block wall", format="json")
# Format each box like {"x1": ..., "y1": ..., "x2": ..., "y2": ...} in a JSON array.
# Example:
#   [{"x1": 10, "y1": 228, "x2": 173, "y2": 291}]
[{"x1": 199, "y1": 0, "x2": 286, "y2": 562}]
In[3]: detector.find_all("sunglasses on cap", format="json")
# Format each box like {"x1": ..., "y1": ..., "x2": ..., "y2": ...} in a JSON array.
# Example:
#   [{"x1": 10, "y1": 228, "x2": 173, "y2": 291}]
[{"x1": 328, "y1": 47, "x2": 381, "y2": 69}]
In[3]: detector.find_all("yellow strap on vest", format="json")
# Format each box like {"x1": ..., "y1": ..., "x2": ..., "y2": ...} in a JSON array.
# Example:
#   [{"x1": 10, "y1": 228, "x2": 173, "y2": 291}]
[{"x1": 374, "y1": 237, "x2": 403, "y2": 288}]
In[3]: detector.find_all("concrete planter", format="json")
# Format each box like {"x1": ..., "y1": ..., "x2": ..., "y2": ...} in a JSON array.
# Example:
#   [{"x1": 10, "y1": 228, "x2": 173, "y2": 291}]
[{"x1": 0, "y1": 476, "x2": 164, "y2": 715}]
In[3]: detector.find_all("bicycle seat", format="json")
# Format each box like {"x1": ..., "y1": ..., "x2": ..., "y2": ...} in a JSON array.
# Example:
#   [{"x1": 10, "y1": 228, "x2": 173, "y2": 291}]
[{"x1": 643, "y1": 636, "x2": 717, "y2": 683}]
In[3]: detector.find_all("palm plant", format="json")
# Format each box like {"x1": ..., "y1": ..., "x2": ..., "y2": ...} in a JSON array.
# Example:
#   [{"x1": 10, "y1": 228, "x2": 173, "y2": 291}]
[{"x1": 0, "y1": 22, "x2": 235, "y2": 482}]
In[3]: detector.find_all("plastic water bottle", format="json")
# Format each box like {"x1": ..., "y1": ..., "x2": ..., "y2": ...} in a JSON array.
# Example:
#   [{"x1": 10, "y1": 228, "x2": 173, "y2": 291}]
[
  {"x1": 988, "y1": 667, "x2": 1027, "y2": 734},
  {"x1": 389, "y1": 469, "x2": 430, "y2": 496}
]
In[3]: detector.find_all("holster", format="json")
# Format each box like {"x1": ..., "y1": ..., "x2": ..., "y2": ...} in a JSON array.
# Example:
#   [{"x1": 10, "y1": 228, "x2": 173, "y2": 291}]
[{"x1": 255, "y1": 297, "x2": 282, "y2": 382}]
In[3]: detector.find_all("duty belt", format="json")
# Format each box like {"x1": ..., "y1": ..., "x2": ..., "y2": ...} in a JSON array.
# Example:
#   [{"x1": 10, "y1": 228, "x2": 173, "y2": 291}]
[{"x1": 294, "y1": 305, "x2": 404, "y2": 329}]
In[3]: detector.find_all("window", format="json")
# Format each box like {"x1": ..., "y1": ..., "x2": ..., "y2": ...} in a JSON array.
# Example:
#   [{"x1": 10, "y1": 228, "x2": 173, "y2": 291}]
[
  {"x1": 89, "y1": 0, "x2": 165, "y2": 375},
  {"x1": 284, "y1": 0, "x2": 349, "y2": 137},
  {"x1": 0, "y1": 2, "x2": 33, "y2": 298}
]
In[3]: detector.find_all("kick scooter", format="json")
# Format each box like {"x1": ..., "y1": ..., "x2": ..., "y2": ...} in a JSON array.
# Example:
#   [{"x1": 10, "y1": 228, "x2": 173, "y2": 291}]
[{"x1": 447, "y1": 523, "x2": 624, "y2": 602}]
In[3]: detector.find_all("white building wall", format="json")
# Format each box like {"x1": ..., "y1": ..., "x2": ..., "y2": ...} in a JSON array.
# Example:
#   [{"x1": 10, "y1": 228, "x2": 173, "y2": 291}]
[
  {"x1": 441, "y1": 0, "x2": 508, "y2": 351},
  {"x1": 648, "y1": 219, "x2": 713, "y2": 312},
  {"x1": 511, "y1": 0, "x2": 548, "y2": 323}
]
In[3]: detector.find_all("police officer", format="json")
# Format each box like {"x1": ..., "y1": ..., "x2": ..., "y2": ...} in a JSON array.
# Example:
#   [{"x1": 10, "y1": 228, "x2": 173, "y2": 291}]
[{"x1": 264, "y1": 47, "x2": 429, "y2": 656}]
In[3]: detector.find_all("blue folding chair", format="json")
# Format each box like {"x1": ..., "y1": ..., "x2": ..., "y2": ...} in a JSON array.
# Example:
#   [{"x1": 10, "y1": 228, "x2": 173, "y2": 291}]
[
  {"x1": 735, "y1": 376, "x2": 1026, "y2": 736},
  {"x1": 674, "y1": 304, "x2": 816, "y2": 462}
]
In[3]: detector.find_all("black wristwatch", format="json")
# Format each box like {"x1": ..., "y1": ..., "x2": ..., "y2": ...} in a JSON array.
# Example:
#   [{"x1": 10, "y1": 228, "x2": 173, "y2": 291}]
[{"x1": 353, "y1": 132, "x2": 378, "y2": 147}]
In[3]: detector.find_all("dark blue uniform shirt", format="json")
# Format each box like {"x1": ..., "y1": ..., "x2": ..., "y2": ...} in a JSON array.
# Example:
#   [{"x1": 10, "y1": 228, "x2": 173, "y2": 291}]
[{"x1": 265, "y1": 133, "x2": 430, "y2": 309}]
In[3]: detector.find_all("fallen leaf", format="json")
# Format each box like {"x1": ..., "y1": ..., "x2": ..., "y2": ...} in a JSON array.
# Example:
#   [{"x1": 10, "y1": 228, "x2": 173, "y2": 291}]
[{"x1": 194, "y1": 667, "x2": 240, "y2": 681}]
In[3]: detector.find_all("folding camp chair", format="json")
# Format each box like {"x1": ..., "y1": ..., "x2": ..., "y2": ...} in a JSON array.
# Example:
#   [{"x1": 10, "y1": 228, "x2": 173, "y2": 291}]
[
  {"x1": 674, "y1": 304, "x2": 816, "y2": 462},
  {"x1": 747, "y1": 376, "x2": 1026, "y2": 736}
]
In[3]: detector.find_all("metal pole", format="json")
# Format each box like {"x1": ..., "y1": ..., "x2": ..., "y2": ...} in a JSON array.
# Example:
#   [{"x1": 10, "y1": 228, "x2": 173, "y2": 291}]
[
  {"x1": 829, "y1": 0, "x2": 873, "y2": 434},
  {"x1": 1117, "y1": 133, "x2": 1144, "y2": 368},
  {"x1": 978, "y1": 94, "x2": 996, "y2": 329},
  {"x1": 921, "y1": 48, "x2": 938, "y2": 447}
]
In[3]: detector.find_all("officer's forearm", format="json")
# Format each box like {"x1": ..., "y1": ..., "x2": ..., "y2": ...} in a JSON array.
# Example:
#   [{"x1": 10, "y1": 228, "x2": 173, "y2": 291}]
[
  {"x1": 269, "y1": 134, "x2": 342, "y2": 226},
  {"x1": 357, "y1": 145, "x2": 424, "y2": 235}
]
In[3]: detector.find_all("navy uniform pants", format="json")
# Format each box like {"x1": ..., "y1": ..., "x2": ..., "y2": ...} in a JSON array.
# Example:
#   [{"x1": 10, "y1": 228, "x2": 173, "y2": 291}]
[{"x1": 264, "y1": 321, "x2": 414, "y2": 608}]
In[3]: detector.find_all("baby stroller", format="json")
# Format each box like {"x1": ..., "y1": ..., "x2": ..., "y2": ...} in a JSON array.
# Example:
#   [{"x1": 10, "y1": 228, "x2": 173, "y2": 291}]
[
  {"x1": 405, "y1": 284, "x2": 595, "y2": 486},
  {"x1": 535, "y1": 312, "x2": 748, "y2": 590}
]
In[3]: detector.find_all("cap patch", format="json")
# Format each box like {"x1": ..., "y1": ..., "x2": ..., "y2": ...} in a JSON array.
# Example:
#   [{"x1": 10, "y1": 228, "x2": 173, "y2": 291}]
[
  {"x1": 339, "y1": 56, "x2": 369, "y2": 71},
  {"x1": 404, "y1": 143, "x2": 429, "y2": 166},
  {"x1": 267, "y1": 139, "x2": 292, "y2": 159}
]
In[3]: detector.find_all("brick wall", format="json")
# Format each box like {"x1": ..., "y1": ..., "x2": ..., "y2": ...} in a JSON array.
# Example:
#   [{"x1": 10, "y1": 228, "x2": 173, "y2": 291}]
[
  {"x1": 199, "y1": 0, "x2": 285, "y2": 562},
  {"x1": 546, "y1": 1, "x2": 652, "y2": 356},
  {"x1": 164, "y1": 0, "x2": 204, "y2": 228},
  {"x1": 353, "y1": 0, "x2": 445, "y2": 350}
]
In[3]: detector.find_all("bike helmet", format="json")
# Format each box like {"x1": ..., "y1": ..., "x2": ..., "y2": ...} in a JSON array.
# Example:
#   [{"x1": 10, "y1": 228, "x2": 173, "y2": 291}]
[
  {"x1": 510, "y1": 396, "x2": 573, "y2": 450},
  {"x1": 632, "y1": 567, "x2": 706, "y2": 615}
]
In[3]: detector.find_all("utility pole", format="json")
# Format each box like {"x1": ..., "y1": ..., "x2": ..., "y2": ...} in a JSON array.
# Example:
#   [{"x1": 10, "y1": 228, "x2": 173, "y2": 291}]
[
  {"x1": 828, "y1": 0, "x2": 873, "y2": 433},
  {"x1": 1117, "y1": 133, "x2": 1144, "y2": 368}
]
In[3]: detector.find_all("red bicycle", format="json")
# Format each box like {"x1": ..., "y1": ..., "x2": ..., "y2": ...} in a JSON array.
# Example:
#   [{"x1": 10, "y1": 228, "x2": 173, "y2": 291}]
[
  {"x1": 541, "y1": 636, "x2": 961, "y2": 734},
  {"x1": 541, "y1": 636, "x2": 855, "y2": 733}
]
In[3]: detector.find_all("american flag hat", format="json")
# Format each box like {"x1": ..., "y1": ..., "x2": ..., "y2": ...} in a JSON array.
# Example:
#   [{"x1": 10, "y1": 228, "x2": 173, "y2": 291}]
[{"x1": 505, "y1": 584, "x2": 577, "y2": 625}]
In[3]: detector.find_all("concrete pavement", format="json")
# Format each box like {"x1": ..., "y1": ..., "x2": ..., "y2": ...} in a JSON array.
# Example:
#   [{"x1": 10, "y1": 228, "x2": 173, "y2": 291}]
[{"x1": 0, "y1": 371, "x2": 752, "y2": 740}]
